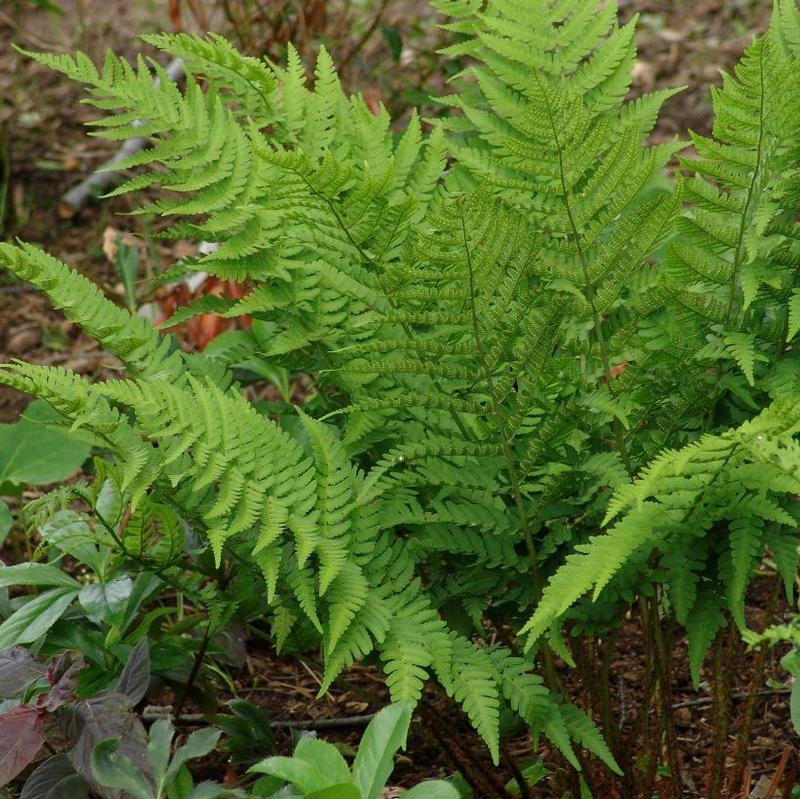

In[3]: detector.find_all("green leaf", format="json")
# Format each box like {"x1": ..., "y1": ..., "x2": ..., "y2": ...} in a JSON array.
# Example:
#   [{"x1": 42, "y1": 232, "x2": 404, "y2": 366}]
[
  {"x1": 166, "y1": 766, "x2": 193, "y2": 799},
  {"x1": 164, "y1": 728, "x2": 221, "y2": 785},
  {"x1": 90, "y1": 738, "x2": 154, "y2": 799},
  {"x1": 686, "y1": 589, "x2": 726, "y2": 689},
  {"x1": 0, "y1": 562, "x2": 80, "y2": 589},
  {"x1": 352, "y1": 702, "x2": 413, "y2": 799},
  {"x1": 294, "y1": 738, "x2": 350, "y2": 784},
  {"x1": 0, "y1": 401, "x2": 90, "y2": 486},
  {"x1": 791, "y1": 679, "x2": 800, "y2": 736},
  {"x1": 0, "y1": 587, "x2": 79, "y2": 647},
  {"x1": 79, "y1": 576, "x2": 133, "y2": 627},
  {"x1": 380, "y1": 26, "x2": 402, "y2": 62},
  {"x1": 146, "y1": 718, "x2": 174, "y2": 786},
  {"x1": 305, "y1": 784, "x2": 362, "y2": 799},
  {"x1": 0, "y1": 501, "x2": 11, "y2": 547},
  {"x1": 120, "y1": 573, "x2": 163, "y2": 635},
  {"x1": 787, "y1": 288, "x2": 800, "y2": 341},
  {"x1": 402, "y1": 781, "x2": 460, "y2": 799},
  {"x1": 249, "y1": 755, "x2": 329, "y2": 793}
]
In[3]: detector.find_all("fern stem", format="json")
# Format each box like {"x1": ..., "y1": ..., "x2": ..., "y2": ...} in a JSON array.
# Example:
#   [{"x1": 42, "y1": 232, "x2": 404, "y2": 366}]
[
  {"x1": 649, "y1": 595, "x2": 682, "y2": 799},
  {"x1": 459, "y1": 200, "x2": 566, "y2": 698},
  {"x1": 635, "y1": 596, "x2": 660, "y2": 799},
  {"x1": 725, "y1": 40, "x2": 767, "y2": 331},
  {"x1": 500, "y1": 745, "x2": 534, "y2": 799},
  {"x1": 174, "y1": 620, "x2": 212, "y2": 718},
  {"x1": 728, "y1": 575, "x2": 782, "y2": 793},
  {"x1": 420, "y1": 699, "x2": 513, "y2": 799},
  {"x1": 705, "y1": 42, "x2": 768, "y2": 435},
  {"x1": 534, "y1": 71, "x2": 633, "y2": 475},
  {"x1": 458, "y1": 201, "x2": 541, "y2": 593},
  {"x1": 707, "y1": 620, "x2": 737, "y2": 799}
]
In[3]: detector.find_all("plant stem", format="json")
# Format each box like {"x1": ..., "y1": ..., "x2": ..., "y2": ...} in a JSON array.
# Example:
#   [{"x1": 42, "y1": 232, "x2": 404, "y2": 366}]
[
  {"x1": 174, "y1": 620, "x2": 212, "y2": 718},
  {"x1": 650, "y1": 596, "x2": 682, "y2": 799},
  {"x1": 729, "y1": 575, "x2": 782, "y2": 793},
  {"x1": 501, "y1": 744, "x2": 534, "y2": 799},
  {"x1": 707, "y1": 620, "x2": 737, "y2": 799}
]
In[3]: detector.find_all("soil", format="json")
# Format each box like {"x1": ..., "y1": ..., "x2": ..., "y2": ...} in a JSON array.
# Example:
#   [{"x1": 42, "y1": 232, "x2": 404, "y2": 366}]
[{"x1": 0, "y1": 0, "x2": 794, "y2": 797}]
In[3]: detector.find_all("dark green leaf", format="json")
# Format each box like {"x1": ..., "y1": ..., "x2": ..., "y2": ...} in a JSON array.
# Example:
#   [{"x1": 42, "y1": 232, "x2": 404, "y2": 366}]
[
  {"x1": 0, "y1": 562, "x2": 80, "y2": 589},
  {"x1": 0, "y1": 401, "x2": 90, "y2": 486},
  {"x1": 0, "y1": 587, "x2": 78, "y2": 648},
  {"x1": 79, "y1": 577, "x2": 133, "y2": 627},
  {"x1": 90, "y1": 738, "x2": 154, "y2": 799},
  {"x1": 0, "y1": 501, "x2": 11, "y2": 547},
  {"x1": 380, "y1": 25, "x2": 402, "y2": 61}
]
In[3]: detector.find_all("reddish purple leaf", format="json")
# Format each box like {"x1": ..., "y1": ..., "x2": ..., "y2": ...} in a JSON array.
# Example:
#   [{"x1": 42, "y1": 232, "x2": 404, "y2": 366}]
[
  {"x1": 0, "y1": 647, "x2": 47, "y2": 699},
  {"x1": 63, "y1": 691, "x2": 149, "y2": 799},
  {"x1": 114, "y1": 640, "x2": 150, "y2": 706},
  {"x1": 0, "y1": 705, "x2": 45, "y2": 786},
  {"x1": 39, "y1": 656, "x2": 84, "y2": 712}
]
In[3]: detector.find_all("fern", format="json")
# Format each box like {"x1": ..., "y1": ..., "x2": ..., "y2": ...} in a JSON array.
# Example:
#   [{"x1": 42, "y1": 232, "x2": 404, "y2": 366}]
[{"x1": 5, "y1": 0, "x2": 800, "y2": 779}]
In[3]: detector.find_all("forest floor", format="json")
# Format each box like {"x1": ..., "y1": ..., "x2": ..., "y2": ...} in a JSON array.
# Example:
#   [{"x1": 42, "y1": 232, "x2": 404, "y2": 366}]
[{"x1": 0, "y1": 0, "x2": 796, "y2": 796}]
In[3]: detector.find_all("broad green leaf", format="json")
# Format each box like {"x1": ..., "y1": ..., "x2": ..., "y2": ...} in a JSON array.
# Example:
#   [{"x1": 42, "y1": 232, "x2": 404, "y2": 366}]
[
  {"x1": 0, "y1": 587, "x2": 79, "y2": 647},
  {"x1": 166, "y1": 765, "x2": 193, "y2": 799},
  {"x1": 90, "y1": 738, "x2": 154, "y2": 799},
  {"x1": 39, "y1": 511, "x2": 102, "y2": 573},
  {"x1": 306, "y1": 783, "x2": 362, "y2": 799},
  {"x1": 164, "y1": 728, "x2": 221, "y2": 785},
  {"x1": 79, "y1": 576, "x2": 133, "y2": 626},
  {"x1": 352, "y1": 702, "x2": 413, "y2": 799},
  {"x1": 249, "y1": 755, "x2": 329, "y2": 793},
  {"x1": 0, "y1": 401, "x2": 90, "y2": 486},
  {"x1": 403, "y1": 781, "x2": 460, "y2": 799},
  {"x1": 120, "y1": 572, "x2": 163, "y2": 635},
  {"x1": 294, "y1": 738, "x2": 350, "y2": 784},
  {"x1": 791, "y1": 680, "x2": 800, "y2": 736},
  {"x1": 0, "y1": 562, "x2": 80, "y2": 589},
  {"x1": 147, "y1": 718, "x2": 174, "y2": 785}
]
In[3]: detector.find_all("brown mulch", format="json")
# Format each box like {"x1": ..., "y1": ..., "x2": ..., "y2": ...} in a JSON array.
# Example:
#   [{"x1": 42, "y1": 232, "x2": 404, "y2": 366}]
[{"x1": 174, "y1": 574, "x2": 793, "y2": 797}]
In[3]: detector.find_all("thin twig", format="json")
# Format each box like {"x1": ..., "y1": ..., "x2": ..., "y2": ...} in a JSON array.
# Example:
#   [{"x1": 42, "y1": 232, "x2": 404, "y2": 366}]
[
  {"x1": 671, "y1": 687, "x2": 790, "y2": 710},
  {"x1": 174, "y1": 620, "x2": 212, "y2": 718},
  {"x1": 142, "y1": 706, "x2": 376, "y2": 729},
  {"x1": 338, "y1": 0, "x2": 391, "y2": 70}
]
